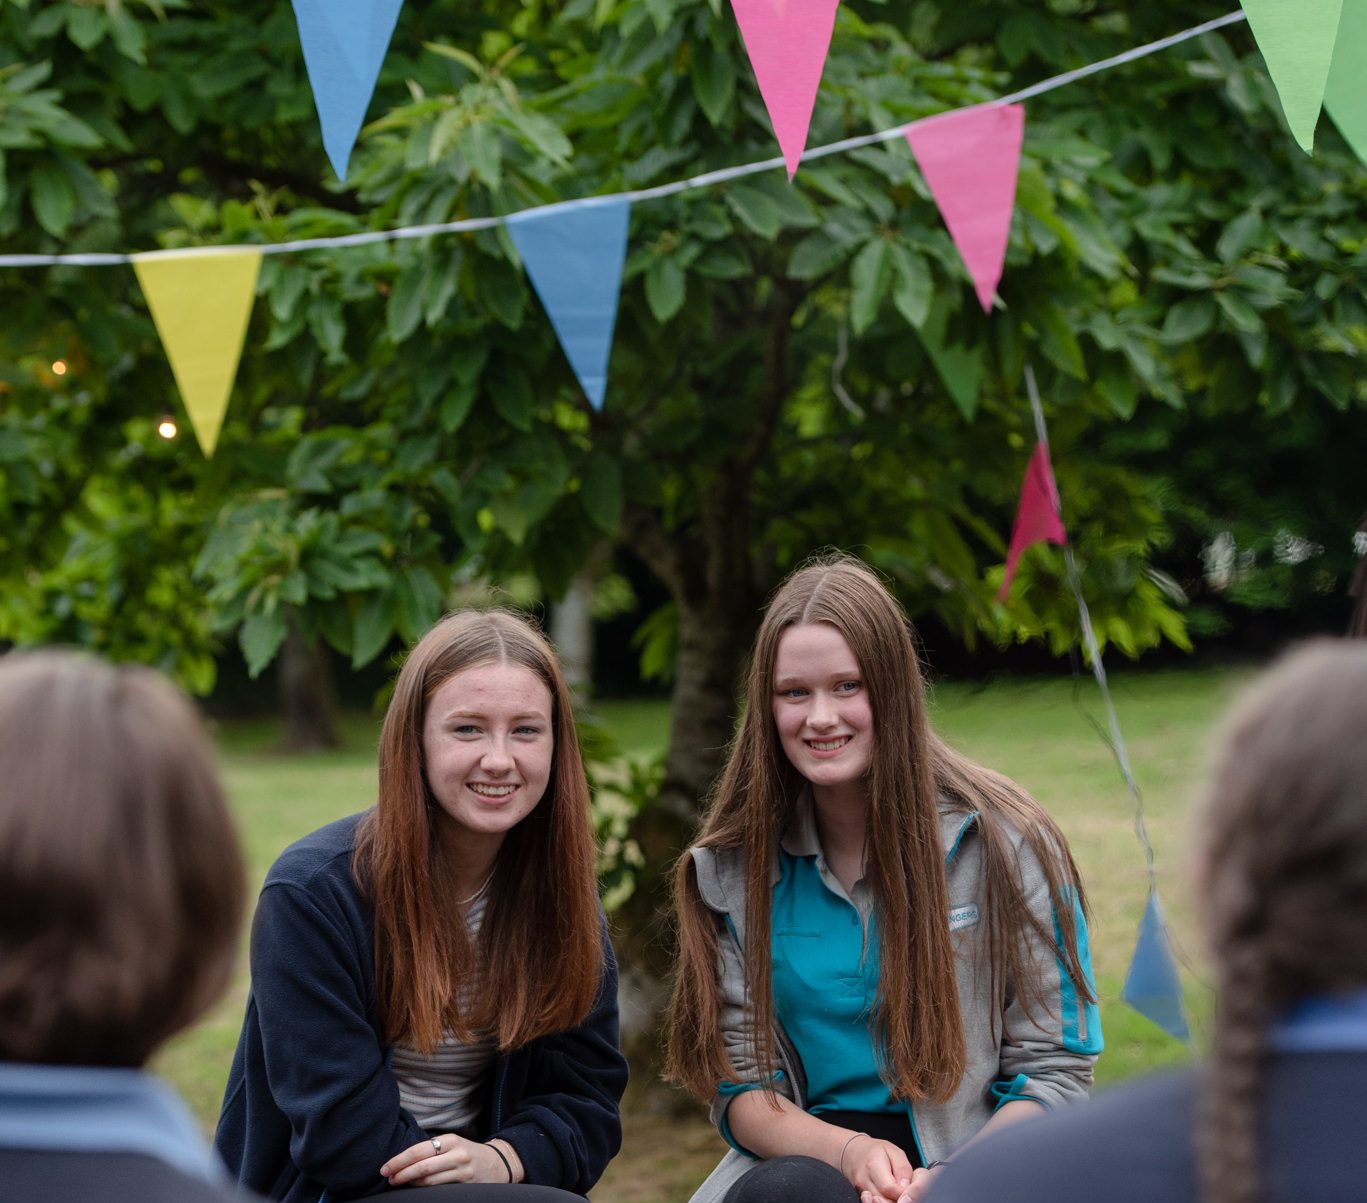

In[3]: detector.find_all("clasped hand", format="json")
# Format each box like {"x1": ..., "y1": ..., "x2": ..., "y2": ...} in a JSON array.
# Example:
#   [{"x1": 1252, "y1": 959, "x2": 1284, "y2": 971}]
[
  {"x1": 843, "y1": 1133, "x2": 944, "y2": 1203},
  {"x1": 381, "y1": 1134, "x2": 512, "y2": 1187}
]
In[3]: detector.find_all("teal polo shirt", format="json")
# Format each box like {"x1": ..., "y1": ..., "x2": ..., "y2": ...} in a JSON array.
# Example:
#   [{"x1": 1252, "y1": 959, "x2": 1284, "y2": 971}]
[{"x1": 770, "y1": 797, "x2": 897, "y2": 1115}]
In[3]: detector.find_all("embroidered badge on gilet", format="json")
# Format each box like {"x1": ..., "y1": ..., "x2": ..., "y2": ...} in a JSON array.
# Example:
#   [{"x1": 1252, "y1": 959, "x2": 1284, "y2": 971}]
[{"x1": 949, "y1": 903, "x2": 980, "y2": 932}]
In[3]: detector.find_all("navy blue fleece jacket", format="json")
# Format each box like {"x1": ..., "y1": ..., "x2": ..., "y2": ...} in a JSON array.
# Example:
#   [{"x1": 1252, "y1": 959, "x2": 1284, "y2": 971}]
[{"x1": 214, "y1": 813, "x2": 627, "y2": 1203}]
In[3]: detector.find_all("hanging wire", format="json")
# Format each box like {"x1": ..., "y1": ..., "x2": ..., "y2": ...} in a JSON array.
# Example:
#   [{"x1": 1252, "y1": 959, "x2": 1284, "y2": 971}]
[
  {"x1": 1023, "y1": 364, "x2": 1212, "y2": 993},
  {"x1": 1023, "y1": 364, "x2": 1156, "y2": 881},
  {"x1": 0, "y1": 11, "x2": 1249, "y2": 268}
]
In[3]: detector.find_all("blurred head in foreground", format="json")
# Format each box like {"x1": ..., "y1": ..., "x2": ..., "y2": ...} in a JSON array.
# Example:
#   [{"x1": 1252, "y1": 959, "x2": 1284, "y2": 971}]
[
  {"x1": 1198, "y1": 638, "x2": 1367, "y2": 1203},
  {"x1": 0, "y1": 650, "x2": 245, "y2": 1068}
]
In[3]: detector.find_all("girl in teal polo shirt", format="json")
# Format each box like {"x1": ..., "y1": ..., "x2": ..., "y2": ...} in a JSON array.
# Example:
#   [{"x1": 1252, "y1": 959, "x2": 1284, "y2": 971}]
[{"x1": 667, "y1": 554, "x2": 1101, "y2": 1203}]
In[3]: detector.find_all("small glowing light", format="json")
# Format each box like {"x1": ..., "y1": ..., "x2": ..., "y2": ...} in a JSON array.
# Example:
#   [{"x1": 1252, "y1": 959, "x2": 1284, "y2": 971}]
[
  {"x1": 51, "y1": 360, "x2": 68, "y2": 376},
  {"x1": 157, "y1": 419, "x2": 179, "y2": 440}
]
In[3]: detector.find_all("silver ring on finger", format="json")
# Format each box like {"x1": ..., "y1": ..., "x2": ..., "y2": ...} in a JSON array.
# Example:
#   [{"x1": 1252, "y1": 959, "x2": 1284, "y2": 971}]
[{"x1": 431, "y1": 1137, "x2": 443, "y2": 1153}]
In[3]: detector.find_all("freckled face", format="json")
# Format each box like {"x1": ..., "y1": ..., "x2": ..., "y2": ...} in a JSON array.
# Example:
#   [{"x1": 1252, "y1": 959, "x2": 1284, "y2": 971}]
[
  {"x1": 771, "y1": 624, "x2": 873, "y2": 803},
  {"x1": 421, "y1": 661, "x2": 554, "y2": 848}
]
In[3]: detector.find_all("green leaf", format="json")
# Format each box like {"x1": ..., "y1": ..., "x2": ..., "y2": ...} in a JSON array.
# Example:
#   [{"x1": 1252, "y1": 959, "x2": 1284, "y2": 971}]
[
  {"x1": 424, "y1": 248, "x2": 462, "y2": 328},
  {"x1": 725, "y1": 183, "x2": 782, "y2": 238},
  {"x1": 1035, "y1": 303, "x2": 1085, "y2": 379},
  {"x1": 29, "y1": 163, "x2": 76, "y2": 236},
  {"x1": 307, "y1": 296, "x2": 346, "y2": 361},
  {"x1": 580, "y1": 453, "x2": 623, "y2": 534},
  {"x1": 268, "y1": 265, "x2": 309, "y2": 323},
  {"x1": 395, "y1": 567, "x2": 442, "y2": 641},
  {"x1": 693, "y1": 244, "x2": 749, "y2": 279},
  {"x1": 462, "y1": 120, "x2": 502, "y2": 189},
  {"x1": 66, "y1": 5, "x2": 108, "y2": 50},
  {"x1": 1214, "y1": 291, "x2": 1262, "y2": 335},
  {"x1": 309, "y1": 555, "x2": 391, "y2": 593},
  {"x1": 286, "y1": 437, "x2": 344, "y2": 492},
  {"x1": 1160, "y1": 296, "x2": 1215, "y2": 343},
  {"x1": 106, "y1": 6, "x2": 148, "y2": 63},
  {"x1": 919, "y1": 301, "x2": 983, "y2": 421},
  {"x1": 849, "y1": 239, "x2": 891, "y2": 335},
  {"x1": 744, "y1": 174, "x2": 819, "y2": 229},
  {"x1": 690, "y1": 44, "x2": 734, "y2": 127},
  {"x1": 240, "y1": 609, "x2": 287, "y2": 678},
  {"x1": 481, "y1": 259, "x2": 525, "y2": 329},
  {"x1": 504, "y1": 108, "x2": 573, "y2": 165},
  {"x1": 490, "y1": 491, "x2": 532, "y2": 545},
  {"x1": 4, "y1": 62, "x2": 53, "y2": 94},
  {"x1": 387, "y1": 264, "x2": 426, "y2": 343},
  {"x1": 788, "y1": 231, "x2": 851, "y2": 280},
  {"x1": 440, "y1": 383, "x2": 478, "y2": 433},
  {"x1": 889, "y1": 243, "x2": 932, "y2": 329},
  {"x1": 1098, "y1": 364, "x2": 1139, "y2": 419},
  {"x1": 352, "y1": 588, "x2": 399, "y2": 668},
  {"x1": 644, "y1": 256, "x2": 686, "y2": 322},
  {"x1": 490, "y1": 362, "x2": 534, "y2": 430},
  {"x1": 1216, "y1": 207, "x2": 1263, "y2": 265}
]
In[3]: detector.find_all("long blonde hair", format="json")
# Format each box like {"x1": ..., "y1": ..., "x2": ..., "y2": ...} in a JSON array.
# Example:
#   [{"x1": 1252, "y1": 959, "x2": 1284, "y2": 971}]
[
  {"x1": 354, "y1": 609, "x2": 602, "y2": 1053},
  {"x1": 1197, "y1": 640, "x2": 1367, "y2": 1203},
  {"x1": 667, "y1": 553, "x2": 1092, "y2": 1104}
]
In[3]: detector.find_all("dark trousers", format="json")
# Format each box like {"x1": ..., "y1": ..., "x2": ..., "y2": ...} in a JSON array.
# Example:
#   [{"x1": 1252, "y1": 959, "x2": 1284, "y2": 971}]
[
  {"x1": 722, "y1": 1109, "x2": 921, "y2": 1203},
  {"x1": 723, "y1": 1156, "x2": 858, "y2": 1203},
  {"x1": 368, "y1": 1186, "x2": 584, "y2": 1200}
]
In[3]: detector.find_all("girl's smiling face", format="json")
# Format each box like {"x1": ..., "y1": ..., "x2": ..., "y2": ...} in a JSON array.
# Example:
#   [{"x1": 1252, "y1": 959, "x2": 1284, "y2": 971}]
[
  {"x1": 771, "y1": 623, "x2": 873, "y2": 803},
  {"x1": 421, "y1": 660, "x2": 554, "y2": 848}
]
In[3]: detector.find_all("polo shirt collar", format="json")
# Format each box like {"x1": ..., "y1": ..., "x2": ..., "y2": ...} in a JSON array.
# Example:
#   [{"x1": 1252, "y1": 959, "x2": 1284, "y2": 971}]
[{"x1": 0, "y1": 1062, "x2": 223, "y2": 1183}]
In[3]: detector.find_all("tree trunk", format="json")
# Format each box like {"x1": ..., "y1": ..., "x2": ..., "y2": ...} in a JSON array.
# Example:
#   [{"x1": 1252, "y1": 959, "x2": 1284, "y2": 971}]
[
  {"x1": 1349, "y1": 509, "x2": 1367, "y2": 638},
  {"x1": 279, "y1": 617, "x2": 340, "y2": 751},
  {"x1": 612, "y1": 281, "x2": 794, "y2": 1065},
  {"x1": 550, "y1": 565, "x2": 596, "y2": 704},
  {"x1": 616, "y1": 485, "x2": 761, "y2": 1057},
  {"x1": 614, "y1": 590, "x2": 756, "y2": 1056}
]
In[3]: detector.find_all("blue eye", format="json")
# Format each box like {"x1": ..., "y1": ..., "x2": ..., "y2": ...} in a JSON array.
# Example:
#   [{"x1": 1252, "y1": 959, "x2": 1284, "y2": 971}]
[
  {"x1": 453, "y1": 724, "x2": 479, "y2": 735},
  {"x1": 837, "y1": 680, "x2": 861, "y2": 693}
]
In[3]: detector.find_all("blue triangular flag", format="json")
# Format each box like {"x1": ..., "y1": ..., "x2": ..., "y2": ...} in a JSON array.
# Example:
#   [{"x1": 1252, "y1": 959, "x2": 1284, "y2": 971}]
[
  {"x1": 1121, "y1": 888, "x2": 1190, "y2": 1042},
  {"x1": 291, "y1": 0, "x2": 404, "y2": 181},
  {"x1": 507, "y1": 199, "x2": 630, "y2": 411}
]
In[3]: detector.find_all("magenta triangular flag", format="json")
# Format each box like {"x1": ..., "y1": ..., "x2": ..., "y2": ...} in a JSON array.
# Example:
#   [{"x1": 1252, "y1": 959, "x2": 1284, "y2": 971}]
[
  {"x1": 730, "y1": 0, "x2": 841, "y2": 178},
  {"x1": 999, "y1": 440, "x2": 1067, "y2": 601},
  {"x1": 905, "y1": 103, "x2": 1025, "y2": 313}
]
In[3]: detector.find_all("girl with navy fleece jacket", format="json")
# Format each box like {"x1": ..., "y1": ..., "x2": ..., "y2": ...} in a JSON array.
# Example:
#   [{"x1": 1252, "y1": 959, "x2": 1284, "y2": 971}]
[{"x1": 215, "y1": 611, "x2": 627, "y2": 1202}]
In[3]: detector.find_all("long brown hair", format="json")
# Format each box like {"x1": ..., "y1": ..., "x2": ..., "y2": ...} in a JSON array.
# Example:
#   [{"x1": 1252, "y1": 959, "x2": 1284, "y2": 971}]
[
  {"x1": 667, "y1": 553, "x2": 1092, "y2": 1105},
  {"x1": 0, "y1": 651, "x2": 244, "y2": 1067},
  {"x1": 1197, "y1": 640, "x2": 1367, "y2": 1203},
  {"x1": 354, "y1": 609, "x2": 602, "y2": 1053}
]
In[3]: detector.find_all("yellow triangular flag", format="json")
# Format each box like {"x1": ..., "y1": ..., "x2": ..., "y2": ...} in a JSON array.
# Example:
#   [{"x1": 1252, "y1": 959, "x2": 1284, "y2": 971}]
[{"x1": 132, "y1": 248, "x2": 261, "y2": 456}]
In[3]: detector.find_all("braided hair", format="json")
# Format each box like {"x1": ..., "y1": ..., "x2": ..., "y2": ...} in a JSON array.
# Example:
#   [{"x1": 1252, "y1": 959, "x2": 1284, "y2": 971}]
[{"x1": 1196, "y1": 639, "x2": 1367, "y2": 1203}]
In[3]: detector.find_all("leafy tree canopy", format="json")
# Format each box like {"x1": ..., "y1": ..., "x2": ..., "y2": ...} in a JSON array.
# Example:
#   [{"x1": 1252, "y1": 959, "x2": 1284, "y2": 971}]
[{"x1": 0, "y1": 1, "x2": 1362, "y2": 773}]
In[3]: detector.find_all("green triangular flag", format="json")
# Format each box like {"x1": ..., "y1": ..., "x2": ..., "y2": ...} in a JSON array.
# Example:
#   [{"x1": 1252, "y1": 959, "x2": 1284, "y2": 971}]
[
  {"x1": 1326, "y1": 0, "x2": 1367, "y2": 165},
  {"x1": 1242, "y1": 0, "x2": 1345, "y2": 152}
]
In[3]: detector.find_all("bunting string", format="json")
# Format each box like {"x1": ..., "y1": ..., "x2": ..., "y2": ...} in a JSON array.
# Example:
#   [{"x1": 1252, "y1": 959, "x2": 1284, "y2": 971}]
[
  {"x1": 1023, "y1": 365, "x2": 1156, "y2": 880},
  {"x1": 0, "y1": 10, "x2": 1250, "y2": 269},
  {"x1": 1020, "y1": 362, "x2": 1190, "y2": 1041}
]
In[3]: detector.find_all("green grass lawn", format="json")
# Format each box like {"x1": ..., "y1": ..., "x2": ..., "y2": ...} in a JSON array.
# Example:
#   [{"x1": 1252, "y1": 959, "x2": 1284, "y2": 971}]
[{"x1": 157, "y1": 663, "x2": 1255, "y2": 1199}]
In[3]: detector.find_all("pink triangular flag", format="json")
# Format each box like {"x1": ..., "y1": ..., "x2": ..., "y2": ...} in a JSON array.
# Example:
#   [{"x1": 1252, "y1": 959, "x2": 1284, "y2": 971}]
[
  {"x1": 999, "y1": 440, "x2": 1067, "y2": 601},
  {"x1": 730, "y1": 0, "x2": 841, "y2": 178},
  {"x1": 905, "y1": 103, "x2": 1025, "y2": 313}
]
